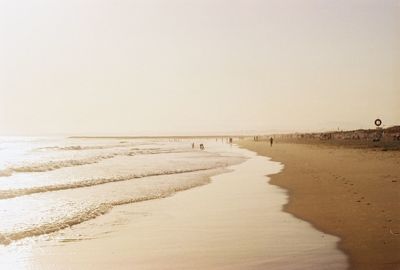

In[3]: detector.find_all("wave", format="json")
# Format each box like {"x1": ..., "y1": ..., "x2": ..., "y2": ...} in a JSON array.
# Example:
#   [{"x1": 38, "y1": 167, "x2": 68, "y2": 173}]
[
  {"x1": 0, "y1": 148, "x2": 192, "y2": 177},
  {"x1": 0, "y1": 163, "x2": 232, "y2": 200},
  {"x1": 36, "y1": 142, "x2": 136, "y2": 151},
  {"x1": 0, "y1": 168, "x2": 228, "y2": 245},
  {"x1": 0, "y1": 154, "x2": 116, "y2": 177}
]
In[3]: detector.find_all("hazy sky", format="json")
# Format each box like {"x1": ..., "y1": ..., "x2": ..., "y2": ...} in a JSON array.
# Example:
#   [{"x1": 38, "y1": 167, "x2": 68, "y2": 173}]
[{"x1": 1, "y1": 0, "x2": 399, "y2": 135}]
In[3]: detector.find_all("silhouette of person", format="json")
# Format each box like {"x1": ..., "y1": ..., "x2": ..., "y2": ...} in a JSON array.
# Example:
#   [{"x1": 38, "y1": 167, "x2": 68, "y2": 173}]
[{"x1": 269, "y1": 137, "x2": 273, "y2": 147}]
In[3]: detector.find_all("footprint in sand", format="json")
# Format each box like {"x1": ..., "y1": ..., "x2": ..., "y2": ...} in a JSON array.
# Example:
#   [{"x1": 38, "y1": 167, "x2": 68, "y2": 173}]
[{"x1": 356, "y1": 197, "x2": 365, "y2": 203}]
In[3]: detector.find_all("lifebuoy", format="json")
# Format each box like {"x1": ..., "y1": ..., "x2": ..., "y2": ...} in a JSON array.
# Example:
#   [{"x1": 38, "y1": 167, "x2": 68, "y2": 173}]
[{"x1": 374, "y1": 119, "x2": 382, "y2": 127}]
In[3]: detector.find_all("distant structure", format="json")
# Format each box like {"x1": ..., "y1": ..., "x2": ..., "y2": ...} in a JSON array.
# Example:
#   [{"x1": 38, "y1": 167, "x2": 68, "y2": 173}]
[
  {"x1": 269, "y1": 125, "x2": 400, "y2": 142},
  {"x1": 373, "y1": 119, "x2": 383, "y2": 142}
]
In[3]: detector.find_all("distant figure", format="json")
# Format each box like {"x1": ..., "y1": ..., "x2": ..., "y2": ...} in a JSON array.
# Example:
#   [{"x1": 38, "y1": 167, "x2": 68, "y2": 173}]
[
  {"x1": 200, "y1": 144, "x2": 205, "y2": 150},
  {"x1": 192, "y1": 142, "x2": 195, "y2": 149},
  {"x1": 229, "y1": 138, "x2": 233, "y2": 143},
  {"x1": 269, "y1": 137, "x2": 273, "y2": 147}
]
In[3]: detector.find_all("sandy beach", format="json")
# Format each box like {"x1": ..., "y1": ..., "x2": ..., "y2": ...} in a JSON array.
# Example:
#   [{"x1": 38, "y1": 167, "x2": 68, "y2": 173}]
[
  {"x1": 238, "y1": 140, "x2": 400, "y2": 270},
  {"x1": 1, "y1": 0, "x2": 399, "y2": 269}
]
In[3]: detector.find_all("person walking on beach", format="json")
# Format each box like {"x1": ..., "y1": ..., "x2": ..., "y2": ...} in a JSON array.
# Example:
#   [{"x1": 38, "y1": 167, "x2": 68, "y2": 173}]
[{"x1": 269, "y1": 137, "x2": 273, "y2": 147}]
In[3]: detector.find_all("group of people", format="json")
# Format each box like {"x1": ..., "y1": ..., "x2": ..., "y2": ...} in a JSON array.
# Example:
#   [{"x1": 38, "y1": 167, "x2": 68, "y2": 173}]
[
  {"x1": 253, "y1": 136, "x2": 274, "y2": 146},
  {"x1": 192, "y1": 142, "x2": 205, "y2": 150},
  {"x1": 191, "y1": 137, "x2": 236, "y2": 150},
  {"x1": 191, "y1": 137, "x2": 273, "y2": 150}
]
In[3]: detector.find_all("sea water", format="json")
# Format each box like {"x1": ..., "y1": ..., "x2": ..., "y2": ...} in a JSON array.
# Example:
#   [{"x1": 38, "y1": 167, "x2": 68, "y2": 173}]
[
  {"x1": 0, "y1": 137, "x2": 244, "y2": 245},
  {"x1": 0, "y1": 137, "x2": 347, "y2": 269}
]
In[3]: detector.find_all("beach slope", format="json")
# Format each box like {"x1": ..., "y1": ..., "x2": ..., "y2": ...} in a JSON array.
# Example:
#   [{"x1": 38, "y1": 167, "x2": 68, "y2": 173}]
[{"x1": 238, "y1": 140, "x2": 400, "y2": 270}]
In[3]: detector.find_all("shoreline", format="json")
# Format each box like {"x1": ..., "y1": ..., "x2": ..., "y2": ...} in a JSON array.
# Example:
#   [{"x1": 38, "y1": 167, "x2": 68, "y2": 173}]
[
  {"x1": 1, "y1": 147, "x2": 347, "y2": 269},
  {"x1": 237, "y1": 140, "x2": 400, "y2": 270}
]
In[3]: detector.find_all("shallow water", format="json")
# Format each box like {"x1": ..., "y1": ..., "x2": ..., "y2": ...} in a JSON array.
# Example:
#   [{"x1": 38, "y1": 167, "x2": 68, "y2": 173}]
[
  {"x1": 0, "y1": 137, "x2": 347, "y2": 269},
  {"x1": 0, "y1": 137, "x2": 244, "y2": 245}
]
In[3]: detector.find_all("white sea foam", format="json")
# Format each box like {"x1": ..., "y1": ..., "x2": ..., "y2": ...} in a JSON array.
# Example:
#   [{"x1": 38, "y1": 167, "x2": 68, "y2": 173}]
[
  {"x1": 0, "y1": 167, "x2": 229, "y2": 245},
  {"x1": 36, "y1": 142, "x2": 136, "y2": 151},
  {"x1": 0, "y1": 138, "x2": 245, "y2": 246},
  {"x1": 0, "y1": 163, "x2": 235, "y2": 200},
  {"x1": 0, "y1": 148, "x2": 193, "y2": 177}
]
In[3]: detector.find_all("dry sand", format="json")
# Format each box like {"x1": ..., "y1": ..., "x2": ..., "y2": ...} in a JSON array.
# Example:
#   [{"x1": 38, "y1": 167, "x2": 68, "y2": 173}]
[{"x1": 238, "y1": 140, "x2": 400, "y2": 270}]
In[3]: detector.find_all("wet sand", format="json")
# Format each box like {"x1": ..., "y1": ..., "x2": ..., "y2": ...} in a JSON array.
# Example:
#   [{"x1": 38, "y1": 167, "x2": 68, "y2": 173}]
[
  {"x1": 238, "y1": 140, "x2": 400, "y2": 270},
  {"x1": 1, "y1": 149, "x2": 347, "y2": 269}
]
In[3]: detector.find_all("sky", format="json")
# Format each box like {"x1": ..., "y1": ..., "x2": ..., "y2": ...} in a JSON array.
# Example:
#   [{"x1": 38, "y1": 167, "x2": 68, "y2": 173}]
[{"x1": 0, "y1": 0, "x2": 399, "y2": 136}]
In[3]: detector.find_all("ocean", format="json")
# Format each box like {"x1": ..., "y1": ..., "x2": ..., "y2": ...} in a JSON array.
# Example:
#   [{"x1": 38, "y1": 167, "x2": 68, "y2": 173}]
[
  {"x1": 0, "y1": 137, "x2": 347, "y2": 269},
  {"x1": 0, "y1": 137, "x2": 244, "y2": 245}
]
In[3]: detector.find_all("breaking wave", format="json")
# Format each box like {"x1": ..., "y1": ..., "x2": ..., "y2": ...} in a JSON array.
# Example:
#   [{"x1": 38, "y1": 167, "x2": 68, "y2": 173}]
[
  {"x1": 36, "y1": 142, "x2": 136, "y2": 151},
  {"x1": 0, "y1": 163, "x2": 232, "y2": 200},
  {"x1": 0, "y1": 148, "x2": 191, "y2": 177},
  {"x1": 0, "y1": 168, "x2": 227, "y2": 245}
]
